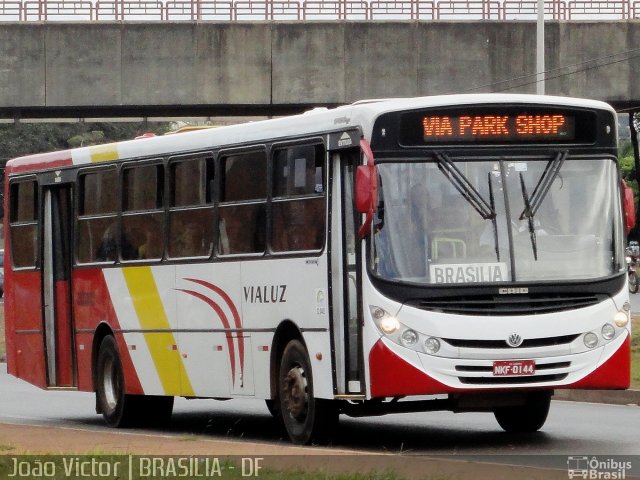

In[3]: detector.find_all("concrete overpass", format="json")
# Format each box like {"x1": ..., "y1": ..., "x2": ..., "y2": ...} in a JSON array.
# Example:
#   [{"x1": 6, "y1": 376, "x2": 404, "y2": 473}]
[{"x1": 1, "y1": 21, "x2": 640, "y2": 120}]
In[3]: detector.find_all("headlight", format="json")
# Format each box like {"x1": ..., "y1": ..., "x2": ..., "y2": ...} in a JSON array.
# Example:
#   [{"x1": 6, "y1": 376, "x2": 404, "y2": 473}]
[
  {"x1": 370, "y1": 306, "x2": 400, "y2": 334},
  {"x1": 601, "y1": 323, "x2": 615, "y2": 340},
  {"x1": 380, "y1": 316, "x2": 400, "y2": 334},
  {"x1": 400, "y1": 329, "x2": 418, "y2": 347},
  {"x1": 584, "y1": 332, "x2": 598, "y2": 349},
  {"x1": 613, "y1": 310, "x2": 629, "y2": 328},
  {"x1": 369, "y1": 305, "x2": 442, "y2": 355},
  {"x1": 424, "y1": 337, "x2": 441, "y2": 355}
]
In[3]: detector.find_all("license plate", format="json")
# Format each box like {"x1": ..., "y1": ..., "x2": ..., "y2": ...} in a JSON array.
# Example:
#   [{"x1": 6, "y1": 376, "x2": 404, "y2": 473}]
[{"x1": 493, "y1": 360, "x2": 536, "y2": 376}]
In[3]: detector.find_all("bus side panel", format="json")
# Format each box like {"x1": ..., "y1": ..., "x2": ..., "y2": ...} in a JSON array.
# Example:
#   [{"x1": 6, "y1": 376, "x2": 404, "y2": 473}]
[
  {"x1": 175, "y1": 263, "x2": 239, "y2": 398},
  {"x1": 241, "y1": 256, "x2": 334, "y2": 399},
  {"x1": 104, "y1": 266, "x2": 183, "y2": 397},
  {"x1": 5, "y1": 271, "x2": 47, "y2": 388},
  {"x1": 72, "y1": 268, "x2": 144, "y2": 395}
]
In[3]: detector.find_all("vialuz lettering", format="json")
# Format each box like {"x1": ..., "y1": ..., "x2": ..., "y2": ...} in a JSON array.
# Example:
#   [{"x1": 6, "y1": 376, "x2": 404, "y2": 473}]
[{"x1": 243, "y1": 285, "x2": 287, "y2": 304}]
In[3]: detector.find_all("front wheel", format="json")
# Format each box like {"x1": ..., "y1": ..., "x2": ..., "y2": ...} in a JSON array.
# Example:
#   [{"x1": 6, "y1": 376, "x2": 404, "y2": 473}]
[
  {"x1": 278, "y1": 339, "x2": 338, "y2": 444},
  {"x1": 493, "y1": 391, "x2": 551, "y2": 433}
]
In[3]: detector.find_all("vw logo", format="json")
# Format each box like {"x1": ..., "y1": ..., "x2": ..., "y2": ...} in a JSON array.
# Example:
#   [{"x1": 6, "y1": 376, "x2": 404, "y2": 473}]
[{"x1": 506, "y1": 333, "x2": 524, "y2": 347}]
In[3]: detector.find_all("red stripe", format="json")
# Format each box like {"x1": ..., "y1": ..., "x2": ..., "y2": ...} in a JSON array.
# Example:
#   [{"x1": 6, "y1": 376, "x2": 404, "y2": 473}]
[
  {"x1": 176, "y1": 288, "x2": 236, "y2": 384},
  {"x1": 184, "y1": 278, "x2": 245, "y2": 373},
  {"x1": 6, "y1": 152, "x2": 73, "y2": 174}
]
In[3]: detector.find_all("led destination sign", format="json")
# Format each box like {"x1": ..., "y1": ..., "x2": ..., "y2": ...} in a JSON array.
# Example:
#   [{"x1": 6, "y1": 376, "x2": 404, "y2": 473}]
[
  {"x1": 396, "y1": 107, "x2": 597, "y2": 146},
  {"x1": 421, "y1": 113, "x2": 575, "y2": 142}
]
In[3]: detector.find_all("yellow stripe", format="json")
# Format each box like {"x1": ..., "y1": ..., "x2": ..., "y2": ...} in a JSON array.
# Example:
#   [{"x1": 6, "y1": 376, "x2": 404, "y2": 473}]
[
  {"x1": 90, "y1": 144, "x2": 119, "y2": 163},
  {"x1": 122, "y1": 266, "x2": 194, "y2": 397}
]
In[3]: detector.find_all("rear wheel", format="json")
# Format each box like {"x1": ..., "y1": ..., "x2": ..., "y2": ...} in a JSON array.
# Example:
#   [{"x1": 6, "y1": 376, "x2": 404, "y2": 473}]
[
  {"x1": 96, "y1": 335, "x2": 173, "y2": 427},
  {"x1": 96, "y1": 335, "x2": 134, "y2": 427},
  {"x1": 278, "y1": 339, "x2": 338, "y2": 444},
  {"x1": 493, "y1": 391, "x2": 551, "y2": 433}
]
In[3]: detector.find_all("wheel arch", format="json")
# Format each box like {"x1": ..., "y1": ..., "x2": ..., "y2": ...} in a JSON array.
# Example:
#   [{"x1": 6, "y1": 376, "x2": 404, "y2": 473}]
[
  {"x1": 269, "y1": 319, "x2": 305, "y2": 400},
  {"x1": 92, "y1": 322, "x2": 115, "y2": 394}
]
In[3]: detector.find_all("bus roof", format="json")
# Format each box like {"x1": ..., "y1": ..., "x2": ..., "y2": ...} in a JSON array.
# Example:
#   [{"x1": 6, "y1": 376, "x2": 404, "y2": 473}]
[{"x1": 5, "y1": 94, "x2": 615, "y2": 175}]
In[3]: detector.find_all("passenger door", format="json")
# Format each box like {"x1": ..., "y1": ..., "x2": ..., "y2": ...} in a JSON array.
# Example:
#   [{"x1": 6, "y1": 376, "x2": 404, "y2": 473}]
[
  {"x1": 329, "y1": 134, "x2": 365, "y2": 396},
  {"x1": 42, "y1": 182, "x2": 76, "y2": 387}
]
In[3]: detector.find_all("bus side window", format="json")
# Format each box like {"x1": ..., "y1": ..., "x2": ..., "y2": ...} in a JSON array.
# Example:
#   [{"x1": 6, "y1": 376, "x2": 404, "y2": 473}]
[
  {"x1": 121, "y1": 163, "x2": 164, "y2": 262},
  {"x1": 167, "y1": 156, "x2": 214, "y2": 259},
  {"x1": 77, "y1": 168, "x2": 118, "y2": 264},
  {"x1": 218, "y1": 151, "x2": 267, "y2": 255},
  {"x1": 271, "y1": 144, "x2": 325, "y2": 252},
  {"x1": 9, "y1": 180, "x2": 39, "y2": 268}
]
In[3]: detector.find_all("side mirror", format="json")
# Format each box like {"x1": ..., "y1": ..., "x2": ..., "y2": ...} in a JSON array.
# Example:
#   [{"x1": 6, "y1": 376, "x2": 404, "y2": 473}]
[
  {"x1": 622, "y1": 180, "x2": 636, "y2": 235},
  {"x1": 355, "y1": 139, "x2": 378, "y2": 238},
  {"x1": 355, "y1": 164, "x2": 377, "y2": 214}
]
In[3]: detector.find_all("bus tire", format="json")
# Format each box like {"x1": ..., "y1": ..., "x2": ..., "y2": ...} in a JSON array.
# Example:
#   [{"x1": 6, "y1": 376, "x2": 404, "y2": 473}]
[
  {"x1": 96, "y1": 335, "x2": 135, "y2": 427},
  {"x1": 278, "y1": 339, "x2": 338, "y2": 445},
  {"x1": 493, "y1": 391, "x2": 551, "y2": 433}
]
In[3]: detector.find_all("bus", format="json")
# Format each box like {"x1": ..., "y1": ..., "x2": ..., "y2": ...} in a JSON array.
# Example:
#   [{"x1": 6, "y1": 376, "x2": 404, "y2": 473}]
[{"x1": 3, "y1": 94, "x2": 634, "y2": 444}]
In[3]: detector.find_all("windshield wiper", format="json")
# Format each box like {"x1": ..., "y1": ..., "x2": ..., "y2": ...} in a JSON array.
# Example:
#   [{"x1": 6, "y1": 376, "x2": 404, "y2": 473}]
[
  {"x1": 487, "y1": 172, "x2": 501, "y2": 261},
  {"x1": 435, "y1": 152, "x2": 501, "y2": 260},
  {"x1": 435, "y1": 152, "x2": 496, "y2": 220},
  {"x1": 518, "y1": 151, "x2": 568, "y2": 261},
  {"x1": 519, "y1": 173, "x2": 538, "y2": 260}
]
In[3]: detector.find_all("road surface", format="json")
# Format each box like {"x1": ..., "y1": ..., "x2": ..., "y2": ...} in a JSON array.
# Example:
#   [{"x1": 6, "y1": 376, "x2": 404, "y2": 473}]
[{"x1": 1, "y1": 364, "x2": 638, "y2": 477}]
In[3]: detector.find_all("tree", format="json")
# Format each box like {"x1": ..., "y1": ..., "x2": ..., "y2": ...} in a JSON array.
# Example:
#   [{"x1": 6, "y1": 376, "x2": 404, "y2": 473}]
[{"x1": 0, "y1": 121, "x2": 171, "y2": 166}]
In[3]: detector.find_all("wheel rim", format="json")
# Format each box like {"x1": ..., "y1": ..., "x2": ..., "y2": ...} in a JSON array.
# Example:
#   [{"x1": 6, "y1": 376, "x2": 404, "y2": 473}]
[
  {"x1": 102, "y1": 356, "x2": 119, "y2": 412},
  {"x1": 283, "y1": 365, "x2": 308, "y2": 421}
]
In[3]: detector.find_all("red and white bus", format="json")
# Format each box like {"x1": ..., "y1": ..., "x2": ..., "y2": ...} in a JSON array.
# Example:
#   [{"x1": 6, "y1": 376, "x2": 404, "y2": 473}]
[{"x1": 3, "y1": 94, "x2": 633, "y2": 444}]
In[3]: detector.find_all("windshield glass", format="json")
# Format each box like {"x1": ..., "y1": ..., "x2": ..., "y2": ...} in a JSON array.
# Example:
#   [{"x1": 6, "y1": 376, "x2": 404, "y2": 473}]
[{"x1": 371, "y1": 156, "x2": 624, "y2": 284}]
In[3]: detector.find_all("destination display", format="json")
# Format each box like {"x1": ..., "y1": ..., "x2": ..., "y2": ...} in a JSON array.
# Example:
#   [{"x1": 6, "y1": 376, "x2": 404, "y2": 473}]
[
  {"x1": 398, "y1": 106, "x2": 597, "y2": 145},
  {"x1": 421, "y1": 113, "x2": 574, "y2": 142}
]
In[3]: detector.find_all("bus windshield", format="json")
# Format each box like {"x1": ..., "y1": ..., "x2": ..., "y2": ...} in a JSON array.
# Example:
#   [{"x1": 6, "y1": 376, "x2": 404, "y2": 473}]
[{"x1": 371, "y1": 155, "x2": 624, "y2": 284}]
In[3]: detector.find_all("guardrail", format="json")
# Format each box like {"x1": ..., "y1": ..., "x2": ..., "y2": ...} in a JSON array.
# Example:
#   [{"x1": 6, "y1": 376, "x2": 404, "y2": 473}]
[{"x1": 1, "y1": 0, "x2": 639, "y2": 20}]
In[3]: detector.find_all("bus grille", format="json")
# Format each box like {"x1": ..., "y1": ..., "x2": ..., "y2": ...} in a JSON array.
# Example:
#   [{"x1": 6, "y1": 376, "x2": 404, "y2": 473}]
[
  {"x1": 443, "y1": 334, "x2": 579, "y2": 349},
  {"x1": 407, "y1": 293, "x2": 602, "y2": 315}
]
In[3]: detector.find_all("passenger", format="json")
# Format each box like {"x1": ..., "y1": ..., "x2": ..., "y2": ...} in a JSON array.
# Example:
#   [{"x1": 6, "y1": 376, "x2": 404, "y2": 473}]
[
  {"x1": 137, "y1": 225, "x2": 162, "y2": 259},
  {"x1": 175, "y1": 221, "x2": 206, "y2": 256}
]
